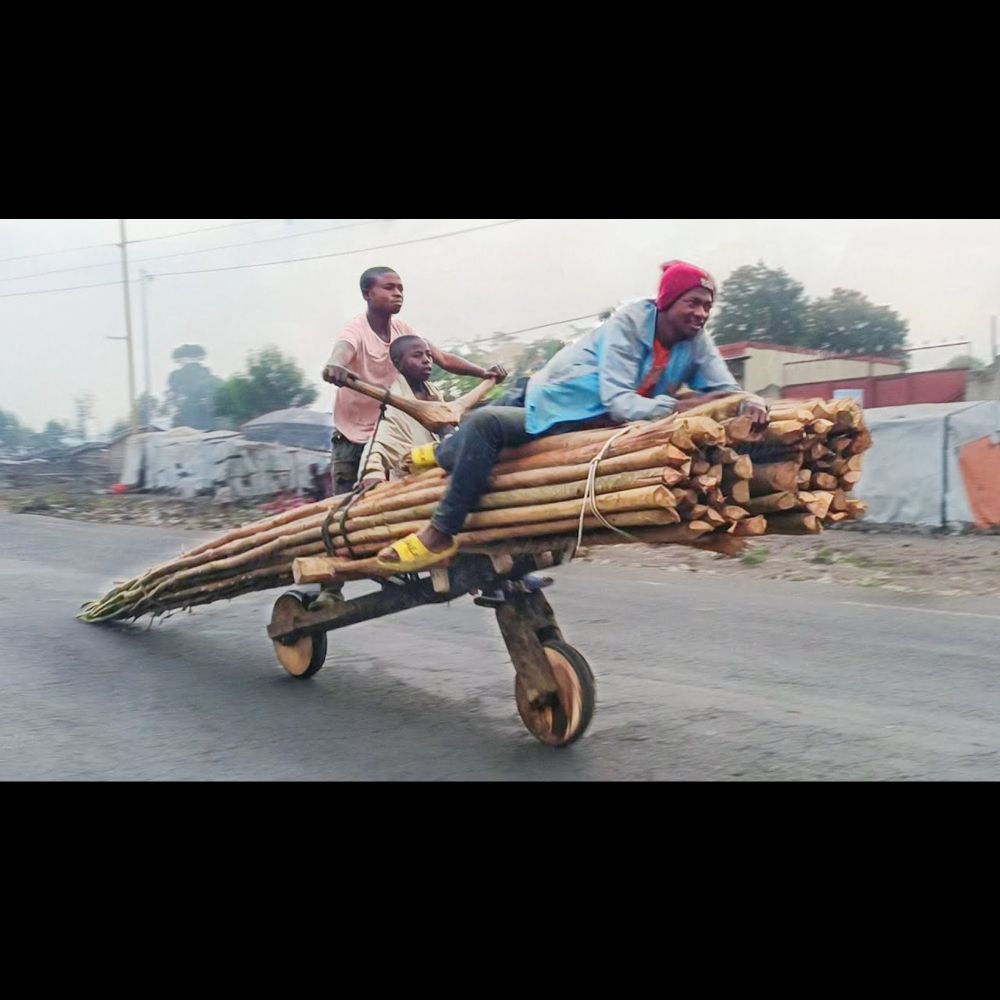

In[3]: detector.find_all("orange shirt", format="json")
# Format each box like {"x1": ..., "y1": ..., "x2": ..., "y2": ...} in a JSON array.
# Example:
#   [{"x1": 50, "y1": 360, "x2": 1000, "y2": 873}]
[{"x1": 637, "y1": 341, "x2": 671, "y2": 398}]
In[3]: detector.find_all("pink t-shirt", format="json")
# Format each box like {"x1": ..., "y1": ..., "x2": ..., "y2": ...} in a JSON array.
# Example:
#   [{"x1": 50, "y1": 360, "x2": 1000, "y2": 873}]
[{"x1": 328, "y1": 313, "x2": 420, "y2": 443}]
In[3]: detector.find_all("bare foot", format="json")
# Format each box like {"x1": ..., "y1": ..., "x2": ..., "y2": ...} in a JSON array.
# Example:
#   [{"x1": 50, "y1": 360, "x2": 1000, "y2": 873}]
[{"x1": 377, "y1": 525, "x2": 454, "y2": 564}]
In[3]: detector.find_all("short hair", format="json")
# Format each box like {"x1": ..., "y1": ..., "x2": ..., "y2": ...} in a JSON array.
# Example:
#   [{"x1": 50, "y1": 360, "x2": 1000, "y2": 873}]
[
  {"x1": 389, "y1": 335, "x2": 428, "y2": 369},
  {"x1": 360, "y1": 267, "x2": 398, "y2": 295}
]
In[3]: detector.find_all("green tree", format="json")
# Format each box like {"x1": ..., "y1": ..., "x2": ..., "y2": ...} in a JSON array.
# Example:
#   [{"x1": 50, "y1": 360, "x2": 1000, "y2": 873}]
[
  {"x1": 108, "y1": 394, "x2": 159, "y2": 438},
  {"x1": 136, "y1": 392, "x2": 158, "y2": 425},
  {"x1": 0, "y1": 409, "x2": 27, "y2": 451},
  {"x1": 214, "y1": 346, "x2": 318, "y2": 426},
  {"x1": 711, "y1": 263, "x2": 810, "y2": 346},
  {"x1": 431, "y1": 343, "x2": 495, "y2": 401},
  {"x1": 171, "y1": 344, "x2": 207, "y2": 364},
  {"x1": 945, "y1": 354, "x2": 985, "y2": 370},
  {"x1": 514, "y1": 337, "x2": 565, "y2": 376},
  {"x1": 430, "y1": 337, "x2": 565, "y2": 402},
  {"x1": 804, "y1": 289, "x2": 909, "y2": 360},
  {"x1": 162, "y1": 344, "x2": 222, "y2": 430},
  {"x1": 37, "y1": 419, "x2": 70, "y2": 448}
]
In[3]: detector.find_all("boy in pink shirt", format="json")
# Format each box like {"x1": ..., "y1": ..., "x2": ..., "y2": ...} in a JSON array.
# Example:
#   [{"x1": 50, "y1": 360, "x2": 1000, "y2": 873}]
[{"x1": 322, "y1": 267, "x2": 507, "y2": 495}]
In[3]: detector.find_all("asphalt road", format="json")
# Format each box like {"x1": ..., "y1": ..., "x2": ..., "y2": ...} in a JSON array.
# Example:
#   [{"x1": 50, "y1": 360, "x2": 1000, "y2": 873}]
[{"x1": 2, "y1": 512, "x2": 999, "y2": 780}]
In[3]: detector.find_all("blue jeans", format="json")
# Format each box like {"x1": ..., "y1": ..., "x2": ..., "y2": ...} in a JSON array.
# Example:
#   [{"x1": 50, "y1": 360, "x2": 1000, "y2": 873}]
[
  {"x1": 431, "y1": 407, "x2": 535, "y2": 537},
  {"x1": 431, "y1": 407, "x2": 593, "y2": 537}
]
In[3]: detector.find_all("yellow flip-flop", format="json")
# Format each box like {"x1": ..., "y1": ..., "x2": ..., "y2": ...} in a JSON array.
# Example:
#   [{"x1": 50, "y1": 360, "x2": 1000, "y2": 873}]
[
  {"x1": 409, "y1": 443, "x2": 439, "y2": 472},
  {"x1": 374, "y1": 533, "x2": 459, "y2": 574}
]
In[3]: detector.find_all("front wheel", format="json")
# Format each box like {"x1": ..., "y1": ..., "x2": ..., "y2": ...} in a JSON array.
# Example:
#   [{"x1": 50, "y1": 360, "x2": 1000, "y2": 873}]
[
  {"x1": 271, "y1": 592, "x2": 328, "y2": 679},
  {"x1": 514, "y1": 641, "x2": 595, "y2": 748}
]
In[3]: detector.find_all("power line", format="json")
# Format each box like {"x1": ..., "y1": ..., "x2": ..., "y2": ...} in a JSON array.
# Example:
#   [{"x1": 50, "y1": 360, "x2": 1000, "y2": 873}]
[
  {"x1": 443, "y1": 312, "x2": 606, "y2": 351},
  {"x1": 129, "y1": 219, "x2": 268, "y2": 243},
  {"x1": 133, "y1": 218, "x2": 384, "y2": 256},
  {"x1": 506, "y1": 313, "x2": 605, "y2": 336},
  {"x1": 0, "y1": 220, "x2": 527, "y2": 299},
  {"x1": 0, "y1": 278, "x2": 124, "y2": 299},
  {"x1": 148, "y1": 220, "x2": 527, "y2": 278},
  {"x1": 0, "y1": 239, "x2": 117, "y2": 265},
  {"x1": 0, "y1": 218, "x2": 267, "y2": 265},
  {"x1": 0, "y1": 219, "x2": 388, "y2": 285}
]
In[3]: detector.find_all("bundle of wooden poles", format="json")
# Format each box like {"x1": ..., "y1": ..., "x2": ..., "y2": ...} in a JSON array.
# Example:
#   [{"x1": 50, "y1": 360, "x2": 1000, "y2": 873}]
[{"x1": 79, "y1": 394, "x2": 871, "y2": 624}]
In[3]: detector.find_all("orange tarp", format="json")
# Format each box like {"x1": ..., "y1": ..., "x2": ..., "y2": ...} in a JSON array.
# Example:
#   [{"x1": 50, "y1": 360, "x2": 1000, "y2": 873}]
[{"x1": 959, "y1": 436, "x2": 1000, "y2": 530}]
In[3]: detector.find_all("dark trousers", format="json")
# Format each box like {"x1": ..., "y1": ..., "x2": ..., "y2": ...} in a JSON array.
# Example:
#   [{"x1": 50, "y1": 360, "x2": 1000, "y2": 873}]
[
  {"x1": 431, "y1": 406, "x2": 537, "y2": 536},
  {"x1": 331, "y1": 433, "x2": 365, "y2": 496}
]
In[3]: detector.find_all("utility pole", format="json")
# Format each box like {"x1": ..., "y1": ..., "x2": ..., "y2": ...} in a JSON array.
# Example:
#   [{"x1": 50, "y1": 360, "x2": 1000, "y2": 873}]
[
  {"x1": 118, "y1": 220, "x2": 138, "y2": 433},
  {"x1": 139, "y1": 269, "x2": 153, "y2": 402}
]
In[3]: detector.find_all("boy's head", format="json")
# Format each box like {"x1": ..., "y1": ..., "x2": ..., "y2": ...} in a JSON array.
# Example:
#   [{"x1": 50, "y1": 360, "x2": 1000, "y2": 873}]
[
  {"x1": 390, "y1": 335, "x2": 434, "y2": 384},
  {"x1": 360, "y1": 267, "x2": 404, "y2": 314}
]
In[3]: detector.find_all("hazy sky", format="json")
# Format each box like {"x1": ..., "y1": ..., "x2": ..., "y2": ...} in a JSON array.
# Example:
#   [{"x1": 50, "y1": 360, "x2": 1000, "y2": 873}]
[{"x1": 1, "y1": 218, "x2": 997, "y2": 434}]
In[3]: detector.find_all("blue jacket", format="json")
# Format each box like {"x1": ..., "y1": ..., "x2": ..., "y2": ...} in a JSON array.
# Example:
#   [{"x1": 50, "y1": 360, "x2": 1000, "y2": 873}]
[{"x1": 524, "y1": 299, "x2": 742, "y2": 435}]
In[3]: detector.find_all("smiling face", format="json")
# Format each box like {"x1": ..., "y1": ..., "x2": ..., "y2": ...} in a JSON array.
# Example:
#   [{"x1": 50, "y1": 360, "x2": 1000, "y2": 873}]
[{"x1": 661, "y1": 286, "x2": 715, "y2": 346}]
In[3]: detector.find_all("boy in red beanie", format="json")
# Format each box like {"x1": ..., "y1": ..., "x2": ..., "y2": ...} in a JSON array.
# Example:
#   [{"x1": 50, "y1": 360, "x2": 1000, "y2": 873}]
[{"x1": 375, "y1": 260, "x2": 767, "y2": 572}]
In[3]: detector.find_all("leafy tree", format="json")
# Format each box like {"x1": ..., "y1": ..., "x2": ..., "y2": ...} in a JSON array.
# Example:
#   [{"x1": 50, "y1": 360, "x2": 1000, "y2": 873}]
[
  {"x1": 711, "y1": 263, "x2": 810, "y2": 346},
  {"x1": 162, "y1": 344, "x2": 222, "y2": 430},
  {"x1": 37, "y1": 419, "x2": 70, "y2": 448},
  {"x1": 214, "y1": 346, "x2": 318, "y2": 425},
  {"x1": 136, "y1": 392, "x2": 158, "y2": 425},
  {"x1": 0, "y1": 413, "x2": 71, "y2": 453},
  {"x1": 945, "y1": 354, "x2": 986, "y2": 370},
  {"x1": 515, "y1": 338, "x2": 565, "y2": 376},
  {"x1": 171, "y1": 344, "x2": 207, "y2": 364},
  {"x1": 431, "y1": 337, "x2": 565, "y2": 403},
  {"x1": 108, "y1": 394, "x2": 159, "y2": 438},
  {"x1": 804, "y1": 288, "x2": 909, "y2": 360},
  {"x1": 0, "y1": 409, "x2": 27, "y2": 451}
]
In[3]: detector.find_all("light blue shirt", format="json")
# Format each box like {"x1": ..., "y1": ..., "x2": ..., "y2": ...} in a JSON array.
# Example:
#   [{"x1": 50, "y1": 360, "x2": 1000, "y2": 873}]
[{"x1": 524, "y1": 299, "x2": 742, "y2": 435}]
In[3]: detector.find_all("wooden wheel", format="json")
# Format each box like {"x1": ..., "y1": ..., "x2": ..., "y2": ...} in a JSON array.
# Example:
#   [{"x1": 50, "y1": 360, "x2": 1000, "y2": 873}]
[
  {"x1": 515, "y1": 640, "x2": 595, "y2": 748},
  {"x1": 271, "y1": 592, "x2": 328, "y2": 679}
]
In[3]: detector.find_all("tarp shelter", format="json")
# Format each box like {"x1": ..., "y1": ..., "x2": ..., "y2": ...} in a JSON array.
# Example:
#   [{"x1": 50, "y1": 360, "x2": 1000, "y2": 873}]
[
  {"x1": 856, "y1": 401, "x2": 1000, "y2": 530},
  {"x1": 239, "y1": 408, "x2": 333, "y2": 453},
  {"x1": 119, "y1": 426, "x2": 328, "y2": 499}
]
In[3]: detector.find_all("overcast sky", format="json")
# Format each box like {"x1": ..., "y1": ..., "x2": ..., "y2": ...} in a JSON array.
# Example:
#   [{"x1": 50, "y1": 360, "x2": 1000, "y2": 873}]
[{"x1": 1, "y1": 218, "x2": 997, "y2": 434}]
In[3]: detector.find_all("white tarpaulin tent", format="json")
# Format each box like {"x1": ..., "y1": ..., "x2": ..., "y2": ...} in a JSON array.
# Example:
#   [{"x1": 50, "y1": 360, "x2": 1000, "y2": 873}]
[
  {"x1": 856, "y1": 401, "x2": 1000, "y2": 530},
  {"x1": 119, "y1": 426, "x2": 328, "y2": 499}
]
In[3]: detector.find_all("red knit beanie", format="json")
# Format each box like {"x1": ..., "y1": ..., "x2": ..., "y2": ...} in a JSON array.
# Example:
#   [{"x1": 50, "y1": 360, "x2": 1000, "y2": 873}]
[{"x1": 655, "y1": 260, "x2": 716, "y2": 311}]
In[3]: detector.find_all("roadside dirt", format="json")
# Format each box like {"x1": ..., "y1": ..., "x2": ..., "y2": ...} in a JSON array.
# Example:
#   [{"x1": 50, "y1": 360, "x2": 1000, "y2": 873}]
[{"x1": 586, "y1": 528, "x2": 1000, "y2": 599}]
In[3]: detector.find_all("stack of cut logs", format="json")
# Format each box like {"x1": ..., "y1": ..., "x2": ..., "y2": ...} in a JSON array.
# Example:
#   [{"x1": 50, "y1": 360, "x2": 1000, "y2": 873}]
[{"x1": 79, "y1": 395, "x2": 870, "y2": 623}]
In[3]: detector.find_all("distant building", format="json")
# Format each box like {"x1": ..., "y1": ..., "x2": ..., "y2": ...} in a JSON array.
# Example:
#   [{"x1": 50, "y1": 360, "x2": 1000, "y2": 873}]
[
  {"x1": 717, "y1": 341, "x2": 904, "y2": 396},
  {"x1": 965, "y1": 359, "x2": 1000, "y2": 403}
]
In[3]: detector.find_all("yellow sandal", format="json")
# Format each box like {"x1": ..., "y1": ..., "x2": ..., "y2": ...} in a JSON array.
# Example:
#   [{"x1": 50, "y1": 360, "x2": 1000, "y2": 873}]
[
  {"x1": 374, "y1": 533, "x2": 459, "y2": 574},
  {"x1": 409, "y1": 443, "x2": 439, "y2": 472}
]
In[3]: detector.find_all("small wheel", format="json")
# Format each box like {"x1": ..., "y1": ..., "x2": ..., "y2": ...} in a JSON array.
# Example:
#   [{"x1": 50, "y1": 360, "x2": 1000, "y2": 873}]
[
  {"x1": 271, "y1": 592, "x2": 328, "y2": 679},
  {"x1": 515, "y1": 640, "x2": 595, "y2": 748}
]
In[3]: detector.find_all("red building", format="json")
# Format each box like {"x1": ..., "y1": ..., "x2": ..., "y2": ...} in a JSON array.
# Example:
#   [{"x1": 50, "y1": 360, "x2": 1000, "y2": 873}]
[{"x1": 783, "y1": 369, "x2": 969, "y2": 408}]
